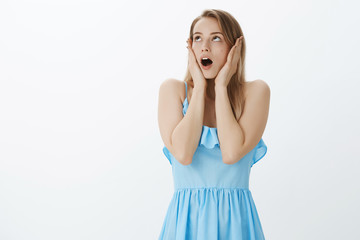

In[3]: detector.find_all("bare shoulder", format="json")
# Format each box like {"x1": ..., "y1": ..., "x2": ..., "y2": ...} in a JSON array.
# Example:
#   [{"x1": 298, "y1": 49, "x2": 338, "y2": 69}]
[
  {"x1": 244, "y1": 79, "x2": 270, "y2": 99},
  {"x1": 160, "y1": 78, "x2": 179, "y2": 89},
  {"x1": 159, "y1": 78, "x2": 185, "y2": 102}
]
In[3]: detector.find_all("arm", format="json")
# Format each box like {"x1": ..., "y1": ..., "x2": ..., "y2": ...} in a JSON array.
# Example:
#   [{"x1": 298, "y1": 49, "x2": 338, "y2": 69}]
[
  {"x1": 215, "y1": 80, "x2": 270, "y2": 164},
  {"x1": 158, "y1": 79, "x2": 206, "y2": 165}
]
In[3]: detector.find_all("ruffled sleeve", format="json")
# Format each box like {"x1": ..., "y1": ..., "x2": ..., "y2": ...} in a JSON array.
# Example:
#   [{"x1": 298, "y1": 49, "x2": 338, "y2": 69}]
[
  {"x1": 251, "y1": 138, "x2": 267, "y2": 167},
  {"x1": 199, "y1": 126, "x2": 220, "y2": 149},
  {"x1": 162, "y1": 146, "x2": 172, "y2": 165}
]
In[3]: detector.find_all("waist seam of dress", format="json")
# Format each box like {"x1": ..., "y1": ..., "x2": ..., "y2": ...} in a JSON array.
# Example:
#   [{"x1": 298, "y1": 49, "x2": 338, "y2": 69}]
[{"x1": 175, "y1": 187, "x2": 250, "y2": 191}]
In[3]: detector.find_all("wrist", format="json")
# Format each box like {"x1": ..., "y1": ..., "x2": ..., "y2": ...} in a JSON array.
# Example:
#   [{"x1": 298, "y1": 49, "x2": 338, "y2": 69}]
[
  {"x1": 215, "y1": 83, "x2": 227, "y2": 91},
  {"x1": 193, "y1": 82, "x2": 207, "y2": 91}
]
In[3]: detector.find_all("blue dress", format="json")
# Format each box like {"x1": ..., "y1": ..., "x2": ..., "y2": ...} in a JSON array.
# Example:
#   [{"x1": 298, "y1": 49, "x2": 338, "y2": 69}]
[{"x1": 159, "y1": 81, "x2": 267, "y2": 240}]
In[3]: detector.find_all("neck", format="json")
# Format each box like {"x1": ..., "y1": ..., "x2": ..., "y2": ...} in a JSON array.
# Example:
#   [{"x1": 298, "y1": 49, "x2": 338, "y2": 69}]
[{"x1": 205, "y1": 78, "x2": 216, "y2": 101}]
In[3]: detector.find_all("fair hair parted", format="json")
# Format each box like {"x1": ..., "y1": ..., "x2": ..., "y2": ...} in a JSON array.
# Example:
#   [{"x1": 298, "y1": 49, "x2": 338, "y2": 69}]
[{"x1": 184, "y1": 9, "x2": 246, "y2": 121}]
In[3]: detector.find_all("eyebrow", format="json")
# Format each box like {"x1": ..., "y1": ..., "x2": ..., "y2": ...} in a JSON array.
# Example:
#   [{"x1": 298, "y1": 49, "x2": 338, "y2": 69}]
[{"x1": 193, "y1": 32, "x2": 224, "y2": 35}]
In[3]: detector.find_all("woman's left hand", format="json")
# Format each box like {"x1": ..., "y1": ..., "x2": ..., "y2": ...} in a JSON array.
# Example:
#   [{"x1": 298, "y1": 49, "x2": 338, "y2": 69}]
[{"x1": 215, "y1": 36, "x2": 243, "y2": 87}]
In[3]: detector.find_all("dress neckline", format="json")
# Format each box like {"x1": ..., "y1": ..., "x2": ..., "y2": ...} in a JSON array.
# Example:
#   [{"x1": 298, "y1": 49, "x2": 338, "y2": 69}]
[{"x1": 203, "y1": 125, "x2": 217, "y2": 129}]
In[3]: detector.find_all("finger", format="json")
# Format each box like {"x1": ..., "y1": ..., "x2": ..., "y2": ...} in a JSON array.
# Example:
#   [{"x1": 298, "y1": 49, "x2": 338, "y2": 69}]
[
  {"x1": 186, "y1": 39, "x2": 191, "y2": 50},
  {"x1": 188, "y1": 43, "x2": 197, "y2": 62},
  {"x1": 186, "y1": 40, "x2": 199, "y2": 67},
  {"x1": 233, "y1": 46, "x2": 241, "y2": 64},
  {"x1": 187, "y1": 45, "x2": 195, "y2": 60},
  {"x1": 227, "y1": 43, "x2": 237, "y2": 62},
  {"x1": 234, "y1": 37, "x2": 242, "y2": 47},
  {"x1": 187, "y1": 38, "x2": 192, "y2": 49},
  {"x1": 187, "y1": 39, "x2": 194, "y2": 56},
  {"x1": 227, "y1": 38, "x2": 242, "y2": 67},
  {"x1": 186, "y1": 40, "x2": 193, "y2": 63},
  {"x1": 234, "y1": 39, "x2": 243, "y2": 66},
  {"x1": 237, "y1": 36, "x2": 243, "y2": 49},
  {"x1": 233, "y1": 37, "x2": 242, "y2": 57},
  {"x1": 186, "y1": 38, "x2": 193, "y2": 52}
]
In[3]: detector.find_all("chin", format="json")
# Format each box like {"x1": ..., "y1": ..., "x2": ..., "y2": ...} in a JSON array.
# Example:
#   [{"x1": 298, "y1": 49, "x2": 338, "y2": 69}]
[
  {"x1": 202, "y1": 71, "x2": 215, "y2": 79},
  {"x1": 204, "y1": 73, "x2": 217, "y2": 80}
]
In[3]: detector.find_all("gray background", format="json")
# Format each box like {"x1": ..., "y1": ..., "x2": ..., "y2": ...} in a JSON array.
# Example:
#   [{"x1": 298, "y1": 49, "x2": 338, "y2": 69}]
[{"x1": 0, "y1": 0, "x2": 359, "y2": 239}]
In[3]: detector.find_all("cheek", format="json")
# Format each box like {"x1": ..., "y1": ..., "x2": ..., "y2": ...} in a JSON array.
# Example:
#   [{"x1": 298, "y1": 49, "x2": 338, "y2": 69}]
[
  {"x1": 192, "y1": 44, "x2": 200, "y2": 52},
  {"x1": 218, "y1": 49, "x2": 229, "y2": 63},
  {"x1": 192, "y1": 45, "x2": 202, "y2": 59}
]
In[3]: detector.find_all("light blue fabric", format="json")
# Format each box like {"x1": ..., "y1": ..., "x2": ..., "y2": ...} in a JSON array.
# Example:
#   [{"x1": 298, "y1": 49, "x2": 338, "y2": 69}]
[{"x1": 159, "y1": 81, "x2": 267, "y2": 240}]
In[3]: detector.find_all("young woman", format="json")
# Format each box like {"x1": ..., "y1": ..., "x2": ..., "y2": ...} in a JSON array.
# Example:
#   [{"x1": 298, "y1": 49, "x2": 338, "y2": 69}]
[{"x1": 158, "y1": 9, "x2": 270, "y2": 240}]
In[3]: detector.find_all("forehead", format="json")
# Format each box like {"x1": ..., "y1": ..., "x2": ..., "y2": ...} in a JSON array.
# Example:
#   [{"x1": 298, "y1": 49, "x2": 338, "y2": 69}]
[{"x1": 193, "y1": 17, "x2": 222, "y2": 34}]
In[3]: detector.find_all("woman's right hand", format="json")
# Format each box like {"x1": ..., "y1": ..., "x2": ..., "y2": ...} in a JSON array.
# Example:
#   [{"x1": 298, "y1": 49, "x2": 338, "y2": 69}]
[{"x1": 186, "y1": 38, "x2": 207, "y2": 89}]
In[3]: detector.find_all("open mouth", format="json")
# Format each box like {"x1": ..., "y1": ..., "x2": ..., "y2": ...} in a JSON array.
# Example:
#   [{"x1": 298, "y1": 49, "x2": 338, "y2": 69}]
[{"x1": 201, "y1": 58, "x2": 213, "y2": 66}]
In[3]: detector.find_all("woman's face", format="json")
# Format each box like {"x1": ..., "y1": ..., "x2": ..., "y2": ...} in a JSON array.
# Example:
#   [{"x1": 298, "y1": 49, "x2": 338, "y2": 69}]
[{"x1": 192, "y1": 17, "x2": 231, "y2": 80}]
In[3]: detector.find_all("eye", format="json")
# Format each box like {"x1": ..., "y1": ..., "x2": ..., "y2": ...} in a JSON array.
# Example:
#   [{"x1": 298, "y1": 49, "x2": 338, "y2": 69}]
[
  {"x1": 194, "y1": 36, "x2": 201, "y2": 41},
  {"x1": 213, "y1": 36, "x2": 221, "y2": 41}
]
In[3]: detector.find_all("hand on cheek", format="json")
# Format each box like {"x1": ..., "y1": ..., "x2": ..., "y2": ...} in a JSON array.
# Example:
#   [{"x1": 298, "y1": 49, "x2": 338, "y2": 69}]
[
  {"x1": 215, "y1": 36, "x2": 243, "y2": 87},
  {"x1": 186, "y1": 38, "x2": 207, "y2": 88}
]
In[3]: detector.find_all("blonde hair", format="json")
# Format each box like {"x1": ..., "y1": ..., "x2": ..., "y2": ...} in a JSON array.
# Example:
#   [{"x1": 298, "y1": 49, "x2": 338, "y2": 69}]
[{"x1": 184, "y1": 9, "x2": 246, "y2": 121}]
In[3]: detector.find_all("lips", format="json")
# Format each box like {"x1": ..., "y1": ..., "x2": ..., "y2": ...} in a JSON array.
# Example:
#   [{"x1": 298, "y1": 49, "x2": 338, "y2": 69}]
[{"x1": 201, "y1": 57, "x2": 213, "y2": 66}]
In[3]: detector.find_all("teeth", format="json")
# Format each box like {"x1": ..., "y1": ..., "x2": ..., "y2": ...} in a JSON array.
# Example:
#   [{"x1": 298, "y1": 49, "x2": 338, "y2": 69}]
[{"x1": 201, "y1": 57, "x2": 213, "y2": 66}]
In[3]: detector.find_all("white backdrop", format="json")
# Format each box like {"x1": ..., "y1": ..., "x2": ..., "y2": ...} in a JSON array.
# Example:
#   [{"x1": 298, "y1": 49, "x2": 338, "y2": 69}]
[{"x1": 0, "y1": 0, "x2": 359, "y2": 239}]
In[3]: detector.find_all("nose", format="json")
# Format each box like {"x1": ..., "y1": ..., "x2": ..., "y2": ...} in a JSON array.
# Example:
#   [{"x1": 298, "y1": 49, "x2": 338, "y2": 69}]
[{"x1": 201, "y1": 40, "x2": 210, "y2": 52}]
